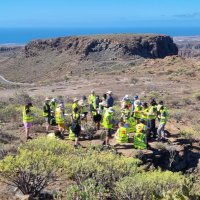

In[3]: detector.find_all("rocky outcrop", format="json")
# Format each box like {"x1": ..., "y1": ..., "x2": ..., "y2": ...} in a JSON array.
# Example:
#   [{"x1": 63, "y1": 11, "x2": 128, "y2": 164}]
[{"x1": 25, "y1": 34, "x2": 178, "y2": 60}]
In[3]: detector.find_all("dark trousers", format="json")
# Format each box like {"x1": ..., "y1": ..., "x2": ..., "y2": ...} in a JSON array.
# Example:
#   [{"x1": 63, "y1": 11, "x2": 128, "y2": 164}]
[{"x1": 148, "y1": 119, "x2": 156, "y2": 138}]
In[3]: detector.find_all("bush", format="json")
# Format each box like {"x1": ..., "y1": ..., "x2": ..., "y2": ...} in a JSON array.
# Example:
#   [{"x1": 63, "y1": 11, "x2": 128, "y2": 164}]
[
  {"x1": 113, "y1": 170, "x2": 188, "y2": 200},
  {"x1": 179, "y1": 128, "x2": 200, "y2": 141},
  {"x1": 193, "y1": 93, "x2": 200, "y2": 101},
  {"x1": 0, "y1": 138, "x2": 68, "y2": 197}
]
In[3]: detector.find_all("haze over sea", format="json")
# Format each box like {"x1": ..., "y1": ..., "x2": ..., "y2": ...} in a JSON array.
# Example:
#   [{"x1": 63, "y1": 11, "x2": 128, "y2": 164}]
[{"x1": 0, "y1": 27, "x2": 200, "y2": 45}]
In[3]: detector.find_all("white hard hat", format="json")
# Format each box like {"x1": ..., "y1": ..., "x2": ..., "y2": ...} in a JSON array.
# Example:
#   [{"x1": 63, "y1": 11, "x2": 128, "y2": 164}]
[{"x1": 106, "y1": 91, "x2": 112, "y2": 95}]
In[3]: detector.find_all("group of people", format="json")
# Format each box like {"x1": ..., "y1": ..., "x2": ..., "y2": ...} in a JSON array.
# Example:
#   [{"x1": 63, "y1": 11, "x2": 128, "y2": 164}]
[{"x1": 22, "y1": 90, "x2": 169, "y2": 149}]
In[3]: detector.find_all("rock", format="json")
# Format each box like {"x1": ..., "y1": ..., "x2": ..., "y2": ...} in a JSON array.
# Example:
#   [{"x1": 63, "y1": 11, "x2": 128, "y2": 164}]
[{"x1": 25, "y1": 34, "x2": 178, "y2": 60}]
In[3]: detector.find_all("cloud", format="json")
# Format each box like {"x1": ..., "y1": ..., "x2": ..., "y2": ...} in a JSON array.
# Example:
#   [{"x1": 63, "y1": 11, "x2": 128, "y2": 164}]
[{"x1": 173, "y1": 12, "x2": 200, "y2": 19}]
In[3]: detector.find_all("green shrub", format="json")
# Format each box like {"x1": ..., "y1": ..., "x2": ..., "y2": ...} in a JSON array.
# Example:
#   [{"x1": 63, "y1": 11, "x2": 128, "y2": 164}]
[
  {"x1": 179, "y1": 128, "x2": 200, "y2": 141},
  {"x1": 0, "y1": 149, "x2": 65, "y2": 197},
  {"x1": 193, "y1": 93, "x2": 200, "y2": 101},
  {"x1": 113, "y1": 170, "x2": 188, "y2": 200}
]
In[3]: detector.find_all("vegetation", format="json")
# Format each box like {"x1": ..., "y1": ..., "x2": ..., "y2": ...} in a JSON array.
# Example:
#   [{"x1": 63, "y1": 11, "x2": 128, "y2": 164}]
[{"x1": 0, "y1": 137, "x2": 199, "y2": 199}]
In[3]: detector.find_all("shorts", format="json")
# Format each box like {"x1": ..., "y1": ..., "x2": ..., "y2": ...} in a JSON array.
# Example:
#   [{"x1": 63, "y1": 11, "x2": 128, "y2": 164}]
[
  {"x1": 58, "y1": 123, "x2": 65, "y2": 129},
  {"x1": 106, "y1": 128, "x2": 113, "y2": 137},
  {"x1": 45, "y1": 117, "x2": 51, "y2": 124},
  {"x1": 24, "y1": 122, "x2": 32, "y2": 129}
]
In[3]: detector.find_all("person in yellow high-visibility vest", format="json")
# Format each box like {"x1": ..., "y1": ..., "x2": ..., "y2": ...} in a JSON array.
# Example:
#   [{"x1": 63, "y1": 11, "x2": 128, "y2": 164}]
[
  {"x1": 55, "y1": 104, "x2": 65, "y2": 134},
  {"x1": 134, "y1": 101, "x2": 142, "y2": 124},
  {"x1": 115, "y1": 122, "x2": 129, "y2": 144},
  {"x1": 102, "y1": 107, "x2": 115, "y2": 146},
  {"x1": 23, "y1": 102, "x2": 34, "y2": 140},
  {"x1": 157, "y1": 105, "x2": 169, "y2": 141},
  {"x1": 88, "y1": 90, "x2": 96, "y2": 116},
  {"x1": 134, "y1": 119, "x2": 148, "y2": 150}
]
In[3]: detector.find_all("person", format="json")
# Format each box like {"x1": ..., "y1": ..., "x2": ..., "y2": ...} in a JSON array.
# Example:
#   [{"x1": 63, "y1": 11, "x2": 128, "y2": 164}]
[
  {"x1": 72, "y1": 98, "x2": 79, "y2": 113},
  {"x1": 95, "y1": 95, "x2": 100, "y2": 109},
  {"x1": 50, "y1": 98, "x2": 57, "y2": 116},
  {"x1": 99, "y1": 93, "x2": 107, "y2": 115},
  {"x1": 121, "y1": 95, "x2": 132, "y2": 109},
  {"x1": 141, "y1": 102, "x2": 149, "y2": 125},
  {"x1": 91, "y1": 107, "x2": 102, "y2": 130},
  {"x1": 147, "y1": 99, "x2": 158, "y2": 139},
  {"x1": 106, "y1": 91, "x2": 114, "y2": 108},
  {"x1": 23, "y1": 102, "x2": 34, "y2": 140},
  {"x1": 102, "y1": 107, "x2": 115, "y2": 146},
  {"x1": 79, "y1": 96, "x2": 88, "y2": 122},
  {"x1": 115, "y1": 122, "x2": 129, "y2": 144},
  {"x1": 55, "y1": 104, "x2": 65, "y2": 134},
  {"x1": 134, "y1": 119, "x2": 148, "y2": 150},
  {"x1": 43, "y1": 97, "x2": 51, "y2": 133},
  {"x1": 157, "y1": 105, "x2": 168, "y2": 141},
  {"x1": 131, "y1": 95, "x2": 140, "y2": 112},
  {"x1": 121, "y1": 105, "x2": 131, "y2": 122},
  {"x1": 157, "y1": 100, "x2": 164, "y2": 122},
  {"x1": 134, "y1": 101, "x2": 142, "y2": 124},
  {"x1": 88, "y1": 90, "x2": 96, "y2": 114},
  {"x1": 69, "y1": 107, "x2": 81, "y2": 147},
  {"x1": 47, "y1": 130, "x2": 64, "y2": 140},
  {"x1": 125, "y1": 114, "x2": 136, "y2": 133}
]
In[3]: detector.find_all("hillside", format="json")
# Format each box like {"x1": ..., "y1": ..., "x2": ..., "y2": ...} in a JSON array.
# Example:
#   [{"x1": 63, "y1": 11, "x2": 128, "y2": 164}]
[
  {"x1": 174, "y1": 36, "x2": 200, "y2": 57},
  {"x1": 0, "y1": 34, "x2": 177, "y2": 83}
]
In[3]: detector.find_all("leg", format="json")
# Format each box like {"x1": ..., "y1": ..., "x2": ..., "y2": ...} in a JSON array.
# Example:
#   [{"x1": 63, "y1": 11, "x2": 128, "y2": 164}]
[{"x1": 157, "y1": 124, "x2": 162, "y2": 141}]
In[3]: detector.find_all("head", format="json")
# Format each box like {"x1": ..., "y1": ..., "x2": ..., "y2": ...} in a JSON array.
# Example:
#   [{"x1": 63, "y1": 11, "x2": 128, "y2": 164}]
[
  {"x1": 107, "y1": 91, "x2": 112, "y2": 96},
  {"x1": 96, "y1": 95, "x2": 99, "y2": 99},
  {"x1": 51, "y1": 98, "x2": 56, "y2": 102},
  {"x1": 26, "y1": 102, "x2": 33, "y2": 108},
  {"x1": 82, "y1": 95, "x2": 87, "y2": 101},
  {"x1": 142, "y1": 102, "x2": 148, "y2": 108},
  {"x1": 134, "y1": 95, "x2": 139, "y2": 100},
  {"x1": 45, "y1": 97, "x2": 50, "y2": 103},
  {"x1": 91, "y1": 90, "x2": 95, "y2": 94},
  {"x1": 103, "y1": 93, "x2": 107, "y2": 99},
  {"x1": 124, "y1": 94, "x2": 129, "y2": 100},
  {"x1": 150, "y1": 99, "x2": 157, "y2": 106},
  {"x1": 159, "y1": 100, "x2": 164, "y2": 105},
  {"x1": 118, "y1": 122, "x2": 124, "y2": 127}
]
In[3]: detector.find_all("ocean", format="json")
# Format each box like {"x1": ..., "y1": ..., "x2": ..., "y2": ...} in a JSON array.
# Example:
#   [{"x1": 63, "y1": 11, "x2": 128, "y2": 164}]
[{"x1": 0, "y1": 27, "x2": 200, "y2": 45}]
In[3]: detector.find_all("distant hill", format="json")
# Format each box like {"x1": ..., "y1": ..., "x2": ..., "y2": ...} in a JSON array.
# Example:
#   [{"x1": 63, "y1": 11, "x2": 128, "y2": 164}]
[{"x1": 0, "y1": 34, "x2": 178, "y2": 83}]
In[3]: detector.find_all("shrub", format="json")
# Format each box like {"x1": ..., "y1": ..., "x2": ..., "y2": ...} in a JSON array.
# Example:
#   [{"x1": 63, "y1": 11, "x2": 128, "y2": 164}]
[
  {"x1": 193, "y1": 93, "x2": 200, "y2": 101},
  {"x1": 179, "y1": 128, "x2": 200, "y2": 141},
  {"x1": 0, "y1": 138, "x2": 69, "y2": 197},
  {"x1": 113, "y1": 170, "x2": 188, "y2": 200}
]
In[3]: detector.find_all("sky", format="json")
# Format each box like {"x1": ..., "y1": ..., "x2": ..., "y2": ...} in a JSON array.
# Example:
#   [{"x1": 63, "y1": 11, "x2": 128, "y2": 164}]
[{"x1": 0, "y1": 0, "x2": 200, "y2": 28}]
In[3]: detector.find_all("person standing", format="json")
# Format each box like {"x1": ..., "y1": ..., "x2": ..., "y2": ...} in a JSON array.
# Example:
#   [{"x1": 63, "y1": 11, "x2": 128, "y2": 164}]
[
  {"x1": 43, "y1": 97, "x2": 51, "y2": 133},
  {"x1": 147, "y1": 99, "x2": 157, "y2": 139},
  {"x1": 55, "y1": 104, "x2": 65, "y2": 134},
  {"x1": 69, "y1": 107, "x2": 81, "y2": 147},
  {"x1": 106, "y1": 91, "x2": 114, "y2": 108},
  {"x1": 157, "y1": 106, "x2": 168, "y2": 141},
  {"x1": 23, "y1": 102, "x2": 34, "y2": 140},
  {"x1": 102, "y1": 107, "x2": 115, "y2": 146},
  {"x1": 88, "y1": 90, "x2": 96, "y2": 115}
]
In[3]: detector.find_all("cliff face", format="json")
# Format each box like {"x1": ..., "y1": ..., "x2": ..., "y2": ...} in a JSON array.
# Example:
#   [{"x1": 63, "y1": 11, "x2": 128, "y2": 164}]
[{"x1": 25, "y1": 34, "x2": 178, "y2": 60}]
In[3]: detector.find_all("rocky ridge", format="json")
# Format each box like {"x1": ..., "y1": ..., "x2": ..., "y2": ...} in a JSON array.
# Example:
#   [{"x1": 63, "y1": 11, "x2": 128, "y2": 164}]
[{"x1": 25, "y1": 34, "x2": 178, "y2": 60}]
